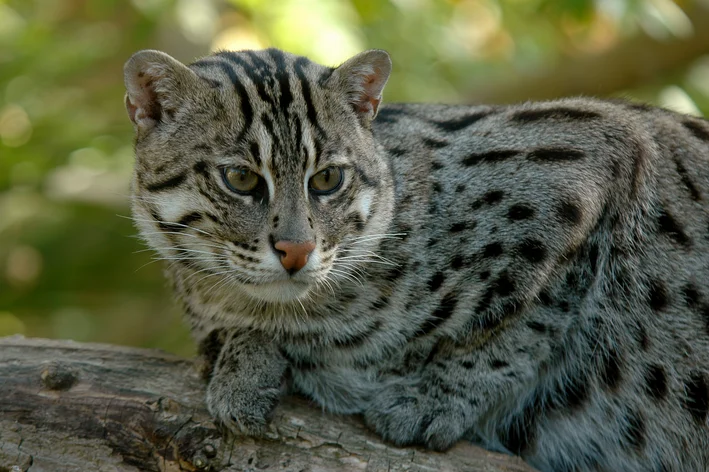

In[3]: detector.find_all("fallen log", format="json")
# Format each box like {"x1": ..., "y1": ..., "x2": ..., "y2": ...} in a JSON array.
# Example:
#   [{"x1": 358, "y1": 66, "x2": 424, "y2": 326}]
[{"x1": 0, "y1": 336, "x2": 536, "y2": 472}]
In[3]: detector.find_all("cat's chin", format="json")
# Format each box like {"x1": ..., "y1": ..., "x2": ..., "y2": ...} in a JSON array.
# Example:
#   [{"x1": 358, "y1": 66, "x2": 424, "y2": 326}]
[{"x1": 242, "y1": 280, "x2": 311, "y2": 303}]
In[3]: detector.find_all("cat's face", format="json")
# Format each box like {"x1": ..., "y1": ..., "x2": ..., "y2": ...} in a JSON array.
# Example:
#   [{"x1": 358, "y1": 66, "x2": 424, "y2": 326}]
[{"x1": 125, "y1": 49, "x2": 394, "y2": 304}]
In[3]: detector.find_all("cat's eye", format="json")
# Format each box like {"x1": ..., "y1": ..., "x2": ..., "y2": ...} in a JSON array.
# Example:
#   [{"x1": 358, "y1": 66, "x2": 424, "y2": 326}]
[
  {"x1": 309, "y1": 167, "x2": 343, "y2": 195},
  {"x1": 222, "y1": 167, "x2": 260, "y2": 194}
]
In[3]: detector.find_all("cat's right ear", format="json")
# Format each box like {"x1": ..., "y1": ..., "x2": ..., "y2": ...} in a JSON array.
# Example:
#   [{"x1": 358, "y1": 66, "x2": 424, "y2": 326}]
[
  {"x1": 327, "y1": 49, "x2": 392, "y2": 125},
  {"x1": 123, "y1": 50, "x2": 197, "y2": 131}
]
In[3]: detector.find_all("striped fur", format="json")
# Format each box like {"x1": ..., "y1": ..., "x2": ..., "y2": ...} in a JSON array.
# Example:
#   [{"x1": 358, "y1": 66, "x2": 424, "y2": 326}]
[{"x1": 125, "y1": 48, "x2": 709, "y2": 471}]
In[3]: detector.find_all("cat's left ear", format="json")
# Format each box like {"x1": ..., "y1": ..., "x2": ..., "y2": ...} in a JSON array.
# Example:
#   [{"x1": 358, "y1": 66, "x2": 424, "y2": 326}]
[{"x1": 327, "y1": 49, "x2": 392, "y2": 125}]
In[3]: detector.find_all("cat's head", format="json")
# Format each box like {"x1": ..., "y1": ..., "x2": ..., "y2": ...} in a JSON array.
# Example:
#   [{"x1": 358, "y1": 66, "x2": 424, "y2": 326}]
[{"x1": 124, "y1": 48, "x2": 394, "y2": 305}]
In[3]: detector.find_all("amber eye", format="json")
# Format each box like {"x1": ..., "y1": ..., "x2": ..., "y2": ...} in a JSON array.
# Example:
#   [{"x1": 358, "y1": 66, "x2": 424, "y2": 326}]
[
  {"x1": 309, "y1": 167, "x2": 343, "y2": 195},
  {"x1": 222, "y1": 167, "x2": 260, "y2": 194}
]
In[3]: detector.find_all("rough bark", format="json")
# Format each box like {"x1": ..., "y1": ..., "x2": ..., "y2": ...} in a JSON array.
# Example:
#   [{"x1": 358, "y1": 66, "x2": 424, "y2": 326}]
[{"x1": 0, "y1": 336, "x2": 536, "y2": 472}]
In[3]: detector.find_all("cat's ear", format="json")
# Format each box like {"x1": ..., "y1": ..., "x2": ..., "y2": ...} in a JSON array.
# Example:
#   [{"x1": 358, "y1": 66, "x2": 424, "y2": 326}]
[
  {"x1": 123, "y1": 50, "x2": 197, "y2": 131},
  {"x1": 327, "y1": 49, "x2": 392, "y2": 124}
]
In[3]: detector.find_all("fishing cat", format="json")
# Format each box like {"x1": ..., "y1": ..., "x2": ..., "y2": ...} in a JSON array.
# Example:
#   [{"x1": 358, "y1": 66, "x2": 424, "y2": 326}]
[{"x1": 124, "y1": 47, "x2": 709, "y2": 471}]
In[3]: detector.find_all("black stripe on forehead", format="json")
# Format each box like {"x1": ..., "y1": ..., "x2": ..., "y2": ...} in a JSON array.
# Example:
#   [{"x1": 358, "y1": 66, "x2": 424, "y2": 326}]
[
  {"x1": 293, "y1": 57, "x2": 319, "y2": 130},
  {"x1": 192, "y1": 58, "x2": 253, "y2": 142},
  {"x1": 267, "y1": 48, "x2": 294, "y2": 113}
]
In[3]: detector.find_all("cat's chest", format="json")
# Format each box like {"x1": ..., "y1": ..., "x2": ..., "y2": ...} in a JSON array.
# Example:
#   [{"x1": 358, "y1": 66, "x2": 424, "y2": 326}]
[{"x1": 283, "y1": 335, "x2": 437, "y2": 414}]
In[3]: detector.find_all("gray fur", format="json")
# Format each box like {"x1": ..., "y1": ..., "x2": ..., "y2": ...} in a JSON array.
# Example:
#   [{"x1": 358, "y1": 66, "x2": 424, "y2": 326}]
[{"x1": 124, "y1": 48, "x2": 709, "y2": 471}]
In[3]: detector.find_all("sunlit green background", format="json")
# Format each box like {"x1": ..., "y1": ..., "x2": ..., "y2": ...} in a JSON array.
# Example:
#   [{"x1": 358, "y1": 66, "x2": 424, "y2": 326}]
[{"x1": 2, "y1": 0, "x2": 709, "y2": 356}]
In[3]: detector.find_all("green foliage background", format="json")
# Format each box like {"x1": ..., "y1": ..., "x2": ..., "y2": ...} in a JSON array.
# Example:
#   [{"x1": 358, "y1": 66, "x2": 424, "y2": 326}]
[{"x1": 2, "y1": 0, "x2": 708, "y2": 356}]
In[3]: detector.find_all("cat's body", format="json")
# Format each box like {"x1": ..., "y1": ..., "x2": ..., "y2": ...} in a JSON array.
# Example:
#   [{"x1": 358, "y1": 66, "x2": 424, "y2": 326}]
[{"x1": 124, "y1": 48, "x2": 709, "y2": 471}]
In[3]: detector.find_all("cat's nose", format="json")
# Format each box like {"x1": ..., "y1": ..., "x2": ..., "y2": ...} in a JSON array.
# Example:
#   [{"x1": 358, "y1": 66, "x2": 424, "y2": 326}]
[{"x1": 273, "y1": 240, "x2": 316, "y2": 274}]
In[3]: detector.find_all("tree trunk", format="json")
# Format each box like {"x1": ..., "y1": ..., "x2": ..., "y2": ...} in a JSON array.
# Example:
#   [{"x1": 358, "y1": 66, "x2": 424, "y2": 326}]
[{"x1": 0, "y1": 336, "x2": 536, "y2": 472}]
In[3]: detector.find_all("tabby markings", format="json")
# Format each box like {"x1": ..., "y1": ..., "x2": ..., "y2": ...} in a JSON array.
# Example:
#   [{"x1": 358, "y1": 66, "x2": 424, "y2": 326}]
[
  {"x1": 145, "y1": 172, "x2": 187, "y2": 192},
  {"x1": 462, "y1": 147, "x2": 584, "y2": 166},
  {"x1": 672, "y1": 156, "x2": 701, "y2": 201},
  {"x1": 528, "y1": 147, "x2": 585, "y2": 162},
  {"x1": 683, "y1": 119, "x2": 709, "y2": 142},
  {"x1": 622, "y1": 411, "x2": 646, "y2": 451},
  {"x1": 645, "y1": 365, "x2": 668, "y2": 400},
  {"x1": 429, "y1": 111, "x2": 494, "y2": 132},
  {"x1": 418, "y1": 291, "x2": 459, "y2": 336},
  {"x1": 657, "y1": 208, "x2": 691, "y2": 247},
  {"x1": 683, "y1": 372, "x2": 709, "y2": 423},
  {"x1": 499, "y1": 368, "x2": 591, "y2": 454},
  {"x1": 510, "y1": 107, "x2": 602, "y2": 123}
]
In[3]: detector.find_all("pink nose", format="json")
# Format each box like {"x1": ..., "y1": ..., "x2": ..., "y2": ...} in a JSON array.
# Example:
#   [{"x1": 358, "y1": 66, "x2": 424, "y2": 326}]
[{"x1": 274, "y1": 240, "x2": 316, "y2": 274}]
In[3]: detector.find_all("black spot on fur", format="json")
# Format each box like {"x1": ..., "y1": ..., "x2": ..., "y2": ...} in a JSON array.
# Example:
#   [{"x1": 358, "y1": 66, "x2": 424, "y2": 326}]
[
  {"x1": 682, "y1": 284, "x2": 701, "y2": 307},
  {"x1": 418, "y1": 292, "x2": 459, "y2": 335},
  {"x1": 645, "y1": 365, "x2": 668, "y2": 401},
  {"x1": 636, "y1": 325, "x2": 650, "y2": 351},
  {"x1": 673, "y1": 156, "x2": 701, "y2": 201},
  {"x1": 623, "y1": 411, "x2": 646, "y2": 451},
  {"x1": 493, "y1": 271, "x2": 516, "y2": 297},
  {"x1": 333, "y1": 321, "x2": 381, "y2": 349},
  {"x1": 684, "y1": 372, "x2": 709, "y2": 423},
  {"x1": 428, "y1": 272, "x2": 445, "y2": 291},
  {"x1": 559, "y1": 372, "x2": 590, "y2": 411},
  {"x1": 558, "y1": 200, "x2": 582, "y2": 226},
  {"x1": 648, "y1": 280, "x2": 668, "y2": 312},
  {"x1": 385, "y1": 264, "x2": 406, "y2": 282},
  {"x1": 371, "y1": 296, "x2": 388, "y2": 310},
  {"x1": 482, "y1": 242, "x2": 504, "y2": 259},
  {"x1": 483, "y1": 190, "x2": 505, "y2": 204},
  {"x1": 657, "y1": 208, "x2": 691, "y2": 247},
  {"x1": 498, "y1": 398, "x2": 538, "y2": 454},
  {"x1": 588, "y1": 243, "x2": 599, "y2": 274},
  {"x1": 432, "y1": 181, "x2": 442, "y2": 192},
  {"x1": 387, "y1": 147, "x2": 407, "y2": 157},
  {"x1": 511, "y1": 107, "x2": 602, "y2": 123},
  {"x1": 197, "y1": 329, "x2": 226, "y2": 379},
  {"x1": 431, "y1": 161, "x2": 445, "y2": 170},
  {"x1": 500, "y1": 367, "x2": 591, "y2": 454},
  {"x1": 507, "y1": 204, "x2": 535, "y2": 221},
  {"x1": 450, "y1": 222, "x2": 468, "y2": 233},
  {"x1": 490, "y1": 359, "x2": 509, "y2": 369},
  {"x1": 528, "y1": 147, "x2": 585, "y2": 162},
  {"x1": 538, "y1": 290, "x2": 553, "y2": 306},
  {"x1": 479, "y1": 270, "x2": 490, "y2": 281},
  {"x1": 376, "y1": 107, "x2": 407, "y2": 124},
  {"x1": 430, "y1": 111, "x2": 493, "y2": 132},
  {"x1": 455, "y1": 184, "x2": 466, "y2": 193},
  {"x1": 462, "y1": 150, "x2": 520, "y2": 166},
  {"x1": 516, "y1": 239, "x2": 547, "y2": 264},
  {"x1": 451, "y1": 255, "x2": 466, "y2": 270},
  {"x1": 475, "y1": 286, "x2": 494, "y2": 314},
  {"x1": 423, "y1": 137, "x2": 449, "y2": 148},
  {"x1": 683, "y1": 119, "x2": 709, "y2": 142},
  {"x1": 526, "y1": 321, "x2": 547, "y2": 333},
  {"x1": 599, "y1": 348, "x2": 622, "y2": 391}
]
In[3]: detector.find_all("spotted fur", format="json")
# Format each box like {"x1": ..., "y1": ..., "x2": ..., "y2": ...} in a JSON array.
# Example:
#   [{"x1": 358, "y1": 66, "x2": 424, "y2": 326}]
[{"x1": 124, "y1": 48, "x2": 709, "y2": 471}]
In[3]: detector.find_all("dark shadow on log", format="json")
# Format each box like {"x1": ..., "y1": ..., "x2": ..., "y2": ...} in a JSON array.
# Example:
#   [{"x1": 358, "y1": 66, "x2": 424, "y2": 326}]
[{"x1": 0, "y1": 336, "x2": 536, "y2": 472}]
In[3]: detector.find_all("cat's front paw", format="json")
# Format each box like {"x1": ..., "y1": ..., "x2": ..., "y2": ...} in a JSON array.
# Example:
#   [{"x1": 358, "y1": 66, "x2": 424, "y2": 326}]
[
  {"x1": 205, "y1": 370, "x2": 281, "y2": 435},
  {"x1": 364, "y1": 384, "x2": 471, "y2": 451}
]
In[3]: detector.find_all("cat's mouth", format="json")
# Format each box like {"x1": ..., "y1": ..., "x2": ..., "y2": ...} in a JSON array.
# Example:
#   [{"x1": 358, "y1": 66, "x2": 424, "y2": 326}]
[{"x1": 241, "y1": 279, "x2": 311, "y2": 303}]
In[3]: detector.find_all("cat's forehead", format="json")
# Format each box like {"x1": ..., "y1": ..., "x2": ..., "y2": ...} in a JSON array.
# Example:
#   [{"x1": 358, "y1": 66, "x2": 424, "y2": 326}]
[{"x1": 190, "y1": 48, "x2": 334, "y2": 99}]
